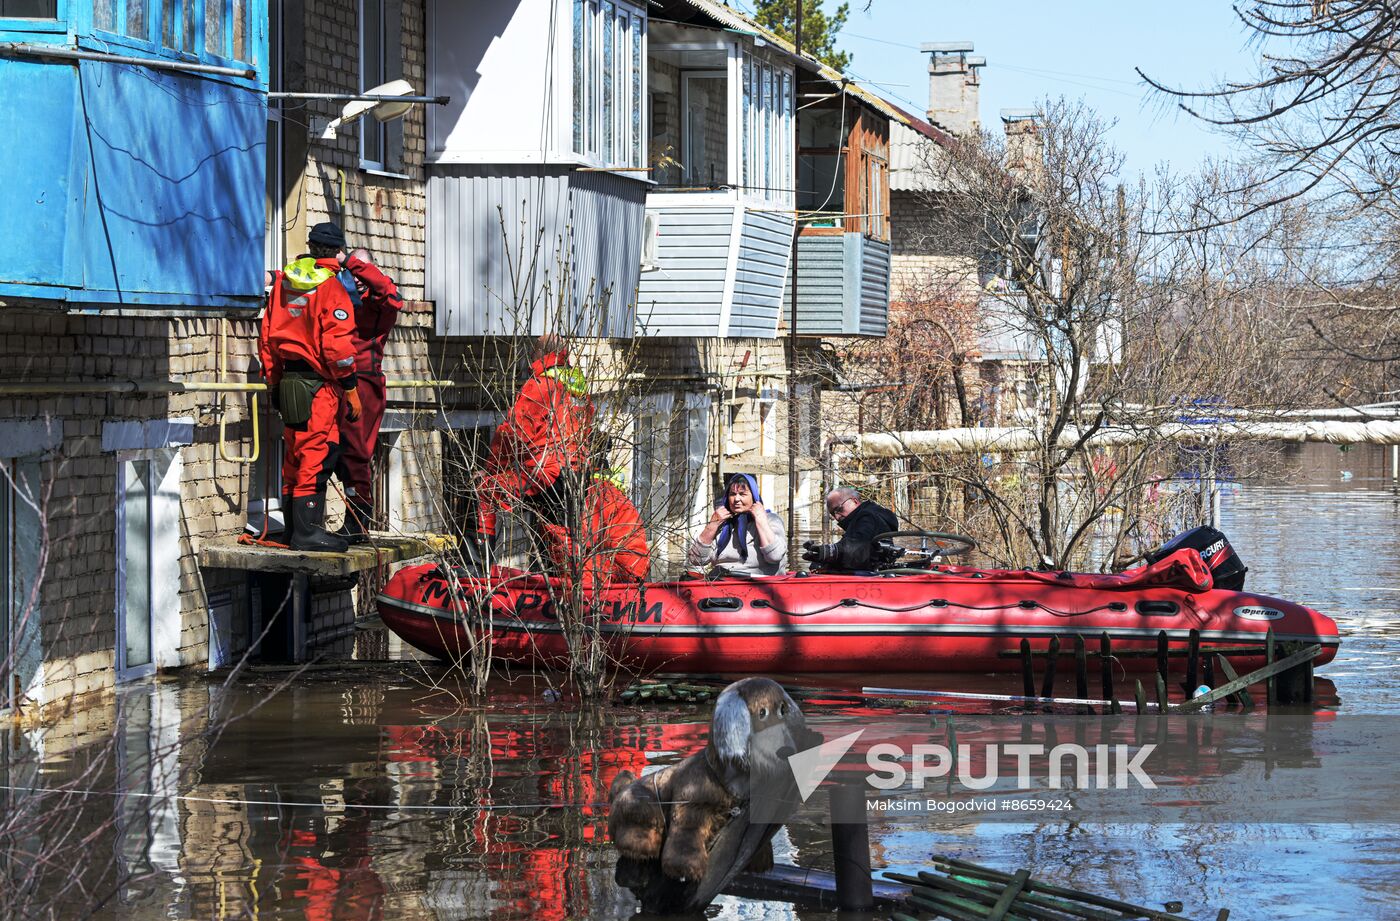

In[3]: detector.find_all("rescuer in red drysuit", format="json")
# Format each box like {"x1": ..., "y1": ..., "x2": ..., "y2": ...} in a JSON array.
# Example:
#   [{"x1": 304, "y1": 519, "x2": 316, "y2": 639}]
[
  {"x1": 474, "y1": 337, "x2": 595, "y2": 560},
  {"x1": 331, "y1": 246, "x2": 405, "y2": 543},
  {"x1": 538, "y1": 469, "x2": 650, "y2": 592},
  {"x1": 259, "y1": 221, "x2": 362, "y2": 552}
]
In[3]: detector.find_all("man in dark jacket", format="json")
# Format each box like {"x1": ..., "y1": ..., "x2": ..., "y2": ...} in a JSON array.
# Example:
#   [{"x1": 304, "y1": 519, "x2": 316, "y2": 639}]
[{"x1": 802, "y1": 487, "x2": 899, "y2": 571}]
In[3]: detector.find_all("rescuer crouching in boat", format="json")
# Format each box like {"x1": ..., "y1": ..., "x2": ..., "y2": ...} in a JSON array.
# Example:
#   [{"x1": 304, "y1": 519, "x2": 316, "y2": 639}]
[
  {"x1": 608, "y1": 677, "x2": 821, "y2": 912},
  {"x1": 803, "y1": 486, "x2": 899, "y2": 572},
  {"x1": 537, "y1": 461, "x2": 650, "y2": 591}
]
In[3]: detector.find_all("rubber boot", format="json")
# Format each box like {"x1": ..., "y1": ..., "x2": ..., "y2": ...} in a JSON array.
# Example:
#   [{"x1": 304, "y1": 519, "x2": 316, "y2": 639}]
[
  {"x1": 273, "y1": 492, "x2": 293, "y2": 539},
  {"x1": 335, "y1": 497, "x2": 374, "y2": 545},
  {"x1": 290, "y1": 494, "x2": 350, "y2": 553}
]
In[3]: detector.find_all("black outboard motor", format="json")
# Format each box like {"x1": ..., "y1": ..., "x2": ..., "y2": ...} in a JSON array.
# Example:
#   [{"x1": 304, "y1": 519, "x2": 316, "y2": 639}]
[{"x1": 1145, "y1": 526, "x2": 1248, "y2": 591}]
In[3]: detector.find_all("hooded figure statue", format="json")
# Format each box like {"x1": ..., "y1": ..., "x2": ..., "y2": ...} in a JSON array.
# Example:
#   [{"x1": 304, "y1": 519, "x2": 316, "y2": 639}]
[{"x1": 687, "y1": 473, "x2": 787, "y2": 577}]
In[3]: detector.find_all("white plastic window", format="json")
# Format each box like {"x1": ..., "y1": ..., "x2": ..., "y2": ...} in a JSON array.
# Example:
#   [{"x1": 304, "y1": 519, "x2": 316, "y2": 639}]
[
  {"x1": 572, "y1": 0, "x2": 646, "y2": 169},
  {"x1": 741, "y1": 52, "x2": 793, "y2": 206}
]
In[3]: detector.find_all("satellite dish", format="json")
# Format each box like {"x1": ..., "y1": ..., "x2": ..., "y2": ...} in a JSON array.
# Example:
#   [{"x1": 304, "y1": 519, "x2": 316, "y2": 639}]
[{"x1": 321, "y1": 79, "x2": 418, "y2": 139}]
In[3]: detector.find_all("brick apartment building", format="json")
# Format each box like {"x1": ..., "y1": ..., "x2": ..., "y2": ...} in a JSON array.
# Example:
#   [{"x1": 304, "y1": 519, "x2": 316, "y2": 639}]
[{"x1": 0, "y1": 0, "x2": 913, "y2": 714}]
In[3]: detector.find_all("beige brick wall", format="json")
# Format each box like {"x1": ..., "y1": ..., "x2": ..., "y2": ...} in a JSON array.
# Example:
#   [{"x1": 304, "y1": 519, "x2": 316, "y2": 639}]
[{"x1": 291, "y1": 0, "x2": 428, "y2": 300}]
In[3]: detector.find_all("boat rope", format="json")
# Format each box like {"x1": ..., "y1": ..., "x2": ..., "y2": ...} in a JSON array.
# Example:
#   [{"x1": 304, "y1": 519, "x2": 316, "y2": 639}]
[
  {"x1": 756, "y1": 597, "x2": 1134, "y2": 618},
  {"x1": 0, "y1": 783, "x2": 688, "y2": 812}
]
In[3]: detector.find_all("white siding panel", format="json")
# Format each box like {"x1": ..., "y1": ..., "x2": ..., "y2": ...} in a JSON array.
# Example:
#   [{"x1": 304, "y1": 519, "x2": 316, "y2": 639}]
[
  {"x1": 728, "y1": 208, "x2": 794, "y2": 338},
  {"x1": 429, "y1": 165, "x2": 644, "y2": 337},
  {"x1": 782, "y1": 234, "x2": 846, "y2": 334},
  {"x1": 859, "y1": 237, "x2": 891, "y2": 336},
  {"x1": 636, "y1": 204, "x2": 736, "y2": 336}
]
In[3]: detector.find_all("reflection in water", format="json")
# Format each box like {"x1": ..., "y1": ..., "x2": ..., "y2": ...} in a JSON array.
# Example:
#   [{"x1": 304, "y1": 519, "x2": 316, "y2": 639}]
[
  {"x1": 3, "y1": 672, "x2": 1395, "y2": 920},
  {"x1": 2, "y1": 443, "x2": 1397, "y2": 919}
]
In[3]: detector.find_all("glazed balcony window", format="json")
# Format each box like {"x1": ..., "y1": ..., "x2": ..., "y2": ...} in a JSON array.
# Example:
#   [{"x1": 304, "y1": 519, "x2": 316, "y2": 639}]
[
  {"x1": 572, "y1": 0, "x2": 646, "y2": 170},
  {"x1": 87, "y1": 0, "x2": 263, "y2": 77}
]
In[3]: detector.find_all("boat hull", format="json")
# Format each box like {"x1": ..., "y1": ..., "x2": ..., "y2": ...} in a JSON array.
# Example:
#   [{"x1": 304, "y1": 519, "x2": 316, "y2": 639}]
[{"x1": 377, "y1": 565, "x2": 1340, "y2": 674}]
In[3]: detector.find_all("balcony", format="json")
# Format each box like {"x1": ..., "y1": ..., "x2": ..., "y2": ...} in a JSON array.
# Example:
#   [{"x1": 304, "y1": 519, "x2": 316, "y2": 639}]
[{"x1": 782, "y1": 232, "x2": 890, "y2": 337}]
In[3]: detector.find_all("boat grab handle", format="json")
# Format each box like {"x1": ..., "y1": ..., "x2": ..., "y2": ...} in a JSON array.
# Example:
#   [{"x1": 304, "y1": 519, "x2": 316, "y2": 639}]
[
  {"x1": 698, "y1": 596, "x2": 743, "y2": 612},
  {"x1": 1136, "y1": 600, "x2": 1179, "y2": 616}
]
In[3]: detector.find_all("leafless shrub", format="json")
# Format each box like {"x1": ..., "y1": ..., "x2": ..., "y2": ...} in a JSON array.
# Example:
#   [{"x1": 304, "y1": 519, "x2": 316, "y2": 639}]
[{"x1": 831, "y1": 99, "x2": 1319, "y2": 569}]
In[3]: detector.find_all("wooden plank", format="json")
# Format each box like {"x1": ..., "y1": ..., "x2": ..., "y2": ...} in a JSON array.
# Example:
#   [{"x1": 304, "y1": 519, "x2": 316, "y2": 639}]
[
  {"x1": 932, "y1": 856, "x2": 1199, "y2": 921},
  {"x1": 1215, "y1": 655, "x2": 1254, "y2": 711},
  {"x1": 1176, "y1": 644, "x2": 1321, "y2": 712},
  {"x1": 1266, "y1": 628, "x2": 1277, "y2": 705},
  {"x1": 199, "y1": 533, "x2": 452, "y2": 576},
  {"x1": 1099, "y1": 632, "x2": 1114, "y2": 705},
  {"x1": 1186, "y1": 629, "x2": 1200, "y2": 693},
  {"x1": 1041, "y1": 636, "x2": 1060, "y2": 699},
  {"x1": 862, "y1": 686, "x2": 1148, "y2": 709},
  {"x1": 888, "y1": 871, "x2": 1127, "y2": 921},
  {"x1": 986, "y1": 868, "x2": 1032, "y2": 921},
  {"x1": 1074, "y1": 635, "x2": 1089, "y2": 710},
  {"x1": 1021, "y1": 638, "x2": 1035, "y2": 698}
]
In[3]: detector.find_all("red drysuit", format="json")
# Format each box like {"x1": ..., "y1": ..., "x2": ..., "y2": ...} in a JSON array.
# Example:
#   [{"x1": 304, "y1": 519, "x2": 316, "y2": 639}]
[
  {"x1": 334, "y1": 255, "x2": 404, "y2": 501},
  {"x1": 539, "y1": 476, "x2": 650, "y2": 591},
  {"x1": 259, "y1": 257, "x2": 359, "y2": 497},
  {"x1": 476, "y1": 350, "x2": 594, "y2": 539}
]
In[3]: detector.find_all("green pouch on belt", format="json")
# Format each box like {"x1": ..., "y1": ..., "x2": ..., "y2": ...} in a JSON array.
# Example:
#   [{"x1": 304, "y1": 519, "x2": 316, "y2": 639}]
[{"x1": 277, "y1": 373, "x2": 323, "y2": 426}]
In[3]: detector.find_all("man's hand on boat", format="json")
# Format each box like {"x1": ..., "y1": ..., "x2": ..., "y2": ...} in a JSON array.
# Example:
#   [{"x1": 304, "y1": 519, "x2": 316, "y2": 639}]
[{"x1": 801, "y1": 540, "x2": 834, "y2": 566}]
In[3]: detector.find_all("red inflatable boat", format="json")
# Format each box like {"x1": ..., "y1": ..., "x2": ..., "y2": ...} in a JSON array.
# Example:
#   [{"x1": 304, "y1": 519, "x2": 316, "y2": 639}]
[{"x1": 377, "y1": 528, "x2": 1340, "y2": 674}]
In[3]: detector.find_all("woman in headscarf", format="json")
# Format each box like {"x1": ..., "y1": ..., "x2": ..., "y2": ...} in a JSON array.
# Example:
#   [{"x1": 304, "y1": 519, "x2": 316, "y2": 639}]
[{"x1": 687, "y1": 473, "x2": 787, "y2": 577}]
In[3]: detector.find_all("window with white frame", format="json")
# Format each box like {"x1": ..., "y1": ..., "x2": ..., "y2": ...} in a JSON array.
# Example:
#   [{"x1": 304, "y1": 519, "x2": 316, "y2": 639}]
[
  {"x1": 573, "y1": 0, "x2": 646, "y2": 169},
  {"x1": 648, "y1": 46, "x2": 726, "y2": 188},
  {"x1": 741, "y1": 51, "x2": 793, "y2": 206},
  {"x1": 360, "y1": 0, "x2": 404, "y2": 172},
  {"x1": 117, "y1": 451, "x2": 180, "y2": 681},
  {"x1": 0, "y1": 458, "x2": 41, "y2": 711},
  {"x1": 92, "y1": 0, "x2": 257, "y2": 67}
]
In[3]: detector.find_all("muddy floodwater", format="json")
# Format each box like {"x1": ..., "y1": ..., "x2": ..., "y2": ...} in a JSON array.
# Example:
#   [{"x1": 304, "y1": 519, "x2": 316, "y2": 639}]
[{"x1": 10, "y1": 443, "x2": 1400, "y2": 920}]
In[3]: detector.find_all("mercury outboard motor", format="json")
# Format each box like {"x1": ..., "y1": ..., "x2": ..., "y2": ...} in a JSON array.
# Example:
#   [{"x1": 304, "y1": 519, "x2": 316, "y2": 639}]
[{"x1": 1145, "y1": 526, "x2": 1247, "y2": 591}]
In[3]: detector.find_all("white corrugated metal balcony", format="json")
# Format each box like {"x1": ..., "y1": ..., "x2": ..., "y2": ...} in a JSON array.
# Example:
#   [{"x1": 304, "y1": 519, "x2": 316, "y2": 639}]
[
  {"x1": 635, "y1": 197, "x2": 795, "y2": 338},
  {"x1": 781, "y1": 232, "x2": 890, "y2": 337}
]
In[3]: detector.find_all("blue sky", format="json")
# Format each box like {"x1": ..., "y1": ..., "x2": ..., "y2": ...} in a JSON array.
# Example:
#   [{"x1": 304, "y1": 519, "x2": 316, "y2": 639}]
[{"x1": 797, "y1": 0, "x2": 1263, "y2": 177}]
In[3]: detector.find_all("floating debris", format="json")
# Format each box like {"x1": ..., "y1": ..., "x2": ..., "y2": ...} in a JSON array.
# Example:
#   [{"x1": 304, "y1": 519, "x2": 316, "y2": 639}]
[{"x1": 886, "y1": 854, "x2": 1228, "y2": 921}]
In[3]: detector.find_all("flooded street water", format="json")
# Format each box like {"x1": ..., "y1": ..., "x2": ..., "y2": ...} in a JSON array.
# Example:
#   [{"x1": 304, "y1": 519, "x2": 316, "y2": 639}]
[{"x1": 9, "y1": 444, "x2": 1400, "y2": 920}]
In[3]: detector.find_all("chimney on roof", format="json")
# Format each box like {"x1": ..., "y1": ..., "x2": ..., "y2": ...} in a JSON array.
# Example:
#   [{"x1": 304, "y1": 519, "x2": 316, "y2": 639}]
[
  {"x1": 921, "y1": 42, "x2": 984, "y2": 136},
  {"x1": 1000, "y1": 108, "x2": 1042, "y2": 177}
]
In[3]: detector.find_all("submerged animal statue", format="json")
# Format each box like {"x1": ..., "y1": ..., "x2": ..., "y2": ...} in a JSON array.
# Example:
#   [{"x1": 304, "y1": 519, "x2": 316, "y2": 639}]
[{"x1": 607, "y1": 677, "x2": 820, "y2": 912}]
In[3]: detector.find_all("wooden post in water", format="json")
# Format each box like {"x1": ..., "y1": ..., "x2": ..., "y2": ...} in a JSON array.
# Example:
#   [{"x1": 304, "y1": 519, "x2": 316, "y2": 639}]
[
  {"x1": 1277, "y1": 641, "x2": 1295, "y2": 705},
  {"x1": 1041, "y1": 637, "x2": 1060, "y2": 699},
  {"x1": 829, "y1": 781, "x2": 874, "y2": 911},
  {"x1": 1156, "y1": 631, "x2": 1170, "y2": 688},
  {"x1": 1155, "y1": 672, "x2": 1169, "y2": 712},
  {"x1": 1134, "y1": 679, "x2": 1146, "y2": 712},
  {"x1": 1099, "y1": 632, "x2": 1115, "y2": 713},
  {"x1": 1074, "y1": 635, "x2": 1089, "y2": 712},
  {"x1": 1265, "y1": 628, "x2": 1277, "y2": 706},
  {"x1": 1303, "y1": 643, "x2": 1315, "y2": 703},
  {"x1": 1020, "y1": 638, "x2": 1034, "y2": 699},
  {"x1": 1185, "y1": 629, "x2": 1200, "y2": 694}
]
